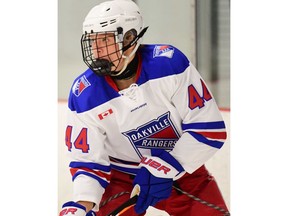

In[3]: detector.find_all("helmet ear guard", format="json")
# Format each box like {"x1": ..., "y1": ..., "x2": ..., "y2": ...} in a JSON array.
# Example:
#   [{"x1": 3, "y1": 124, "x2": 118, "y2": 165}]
[
  {"x1": 121, "y1": 26, "x2": 148, "y2": 52},
  {"x1": 123, "y1": 29, "x2": 136, "y2": 46}
]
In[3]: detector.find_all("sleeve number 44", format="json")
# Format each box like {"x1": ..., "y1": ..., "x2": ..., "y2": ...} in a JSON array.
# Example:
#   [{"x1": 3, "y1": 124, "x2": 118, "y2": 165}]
[
  {"x1": 188, "y1": 79, "x2": 212, "y2": 110},
  {"x1": 65, "y1": 126, "x2": 90, "y2": 153}
]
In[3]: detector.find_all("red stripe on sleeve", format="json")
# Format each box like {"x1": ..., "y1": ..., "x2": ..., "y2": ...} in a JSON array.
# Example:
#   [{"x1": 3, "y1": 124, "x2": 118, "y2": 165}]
[
  {"x1": 70, "y1": 167, "x2": 111, "y2": 181},
  {"x1": 196, "y1": 131, "x2": 227, "y2": 140}
]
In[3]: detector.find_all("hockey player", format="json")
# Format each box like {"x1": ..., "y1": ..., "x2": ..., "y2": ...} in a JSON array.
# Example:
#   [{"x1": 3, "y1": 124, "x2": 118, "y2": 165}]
[{"x1": 59, "y1": 0, "x2": 229, "y2": 215}]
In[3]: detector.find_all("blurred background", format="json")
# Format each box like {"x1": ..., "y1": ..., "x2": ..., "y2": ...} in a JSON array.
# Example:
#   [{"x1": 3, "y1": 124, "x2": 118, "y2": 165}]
[
  {"x1": 58, "y1": 0, "x2": 230, "y2": 213},
  {"x1": 58, "y1": 0, "x2": 230, "y2": 109}
]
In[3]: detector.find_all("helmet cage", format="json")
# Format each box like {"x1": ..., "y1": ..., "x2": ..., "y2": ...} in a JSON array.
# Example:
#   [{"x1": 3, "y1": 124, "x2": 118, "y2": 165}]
[
  {"x1": 81, "y1": 26, "x2": 148, "y2": 76},
  {"x1": 81, "y1": 27, "x2": 125, "y2": 76}
]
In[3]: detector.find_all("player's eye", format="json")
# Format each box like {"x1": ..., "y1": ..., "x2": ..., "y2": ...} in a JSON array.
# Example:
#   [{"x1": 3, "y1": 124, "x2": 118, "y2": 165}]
[{"x1": 101, "y1": 37, "x2": 108, "y2": 43}]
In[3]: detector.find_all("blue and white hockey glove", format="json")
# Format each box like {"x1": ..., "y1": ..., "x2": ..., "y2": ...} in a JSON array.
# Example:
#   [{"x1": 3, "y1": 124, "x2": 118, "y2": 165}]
[
  {"x1": 132, "y1": 150, "x2": 185, "y2": 214},
  {"x1": 59, "y1": 201, "x2": 96, "y2": 216}
]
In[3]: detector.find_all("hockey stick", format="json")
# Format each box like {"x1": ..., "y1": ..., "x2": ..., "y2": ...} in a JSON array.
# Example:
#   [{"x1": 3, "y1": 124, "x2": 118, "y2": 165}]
[
  {"x1": 106, "y1": 195, "x2": 138, "y2": 216},
  {"x1": 172, "y1": 185, "x2": 230, "y2": 216},
  {"x1": 99, "y1": 191, "x2": 130, "y2": 208},
  {"x1": 104, "y1": 186, "x2": 230, "y2": 215}
]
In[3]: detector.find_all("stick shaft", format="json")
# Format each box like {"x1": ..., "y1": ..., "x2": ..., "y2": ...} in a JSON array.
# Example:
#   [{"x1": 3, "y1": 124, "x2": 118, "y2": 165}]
[
  {"x1": 106, "y1": 195, "x2": 138, "y2": 216},
  {"x1": 172, "y1": 185, "x2": 230, "y2": 216}
]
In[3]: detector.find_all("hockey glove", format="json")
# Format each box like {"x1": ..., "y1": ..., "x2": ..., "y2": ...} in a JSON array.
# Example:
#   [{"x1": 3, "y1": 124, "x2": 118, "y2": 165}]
[
  {"x1": 59, "y1": 201, "x2": 96, "y2": 216},
  {"x1": 132, "y1": 150, "x2": 185, "y2": 214}
]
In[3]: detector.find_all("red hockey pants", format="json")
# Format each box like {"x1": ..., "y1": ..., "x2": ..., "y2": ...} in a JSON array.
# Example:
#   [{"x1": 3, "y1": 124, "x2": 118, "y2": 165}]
[{"x1": 96, "y1": 165, "x2": 229, "y2": 216}]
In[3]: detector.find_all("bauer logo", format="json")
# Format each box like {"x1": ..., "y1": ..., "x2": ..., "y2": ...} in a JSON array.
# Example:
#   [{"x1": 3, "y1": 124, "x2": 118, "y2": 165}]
[
  {"x1": 122, "y1": 112, "x2": 180, "y2": 151},
  {"x1": 72, "y1": 75, "x2": 91, "y2": 97},
  {"x1": 153, "y1": 45, "x2": 174, "y2": 58}
]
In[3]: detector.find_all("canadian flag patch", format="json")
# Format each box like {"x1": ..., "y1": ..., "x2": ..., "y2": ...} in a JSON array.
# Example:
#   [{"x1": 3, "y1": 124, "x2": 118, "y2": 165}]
[{"x1": 98, "y1": 108, "x2": 113, "y2": 120}]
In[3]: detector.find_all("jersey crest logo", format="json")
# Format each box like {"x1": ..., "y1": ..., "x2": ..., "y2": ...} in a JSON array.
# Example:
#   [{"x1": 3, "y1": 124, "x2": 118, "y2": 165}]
[
  {"x1": 72, "y1": 75, "x2": 91, "y2": 97},
  {"x1": 122, "y1": 112, "x2": 180, "y2": 157},
  {"x1": 153, "y1": 45, "x2": 174, "y2": 58}
]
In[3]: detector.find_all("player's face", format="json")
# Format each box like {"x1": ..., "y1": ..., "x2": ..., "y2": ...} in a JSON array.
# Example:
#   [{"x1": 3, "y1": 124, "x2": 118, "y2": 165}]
[{"x1": 89, "y1": 33, "x2": 125, "y2": 72}]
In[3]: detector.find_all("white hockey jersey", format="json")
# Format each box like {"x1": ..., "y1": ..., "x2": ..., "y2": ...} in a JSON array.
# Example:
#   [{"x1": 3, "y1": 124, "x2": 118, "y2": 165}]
[{"x1": 65, "y1": 44, "x2": 227, "y2": 207}]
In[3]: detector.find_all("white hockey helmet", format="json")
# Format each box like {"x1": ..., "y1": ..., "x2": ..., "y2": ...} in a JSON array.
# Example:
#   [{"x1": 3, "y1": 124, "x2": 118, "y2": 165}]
[{"x1": 81, "y1": 0, "x2": 148, "y2": 76}]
